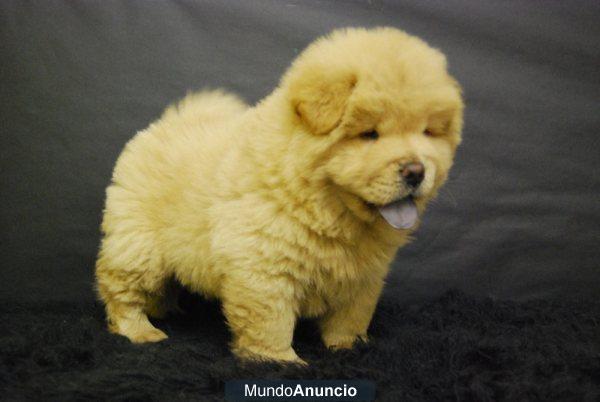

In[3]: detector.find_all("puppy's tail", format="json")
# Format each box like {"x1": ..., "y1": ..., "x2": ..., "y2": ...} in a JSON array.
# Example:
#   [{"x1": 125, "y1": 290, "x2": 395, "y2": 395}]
[{"x1": 161, "y1": 89, "x2": 249, "y2": 126}]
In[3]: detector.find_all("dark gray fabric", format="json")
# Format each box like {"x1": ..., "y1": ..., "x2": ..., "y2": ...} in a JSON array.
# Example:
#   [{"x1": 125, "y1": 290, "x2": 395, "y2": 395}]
[
  {"x1": 1, "y1": 0, "x2": 599, "y2": 304},
  {"x1": 2, "y1": 291, "x2": 599, "y2": 401}
]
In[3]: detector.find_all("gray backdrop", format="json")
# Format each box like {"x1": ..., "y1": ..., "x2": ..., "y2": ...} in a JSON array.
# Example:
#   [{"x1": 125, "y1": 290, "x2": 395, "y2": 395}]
[{"x1": 1, "y1": 0, "x2": 599, "y2": 304}]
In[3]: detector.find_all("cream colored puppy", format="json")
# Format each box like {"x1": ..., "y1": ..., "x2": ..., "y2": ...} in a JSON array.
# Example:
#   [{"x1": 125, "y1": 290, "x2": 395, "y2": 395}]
[{"x1": 96, "y1": 27, "x2": 463, "y2": 364}]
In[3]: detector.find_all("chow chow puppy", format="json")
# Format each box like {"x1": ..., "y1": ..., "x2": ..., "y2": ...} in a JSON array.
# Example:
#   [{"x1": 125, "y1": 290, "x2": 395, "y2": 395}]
[{"x1": 96, "y1": 27, "x2": 463, "y2": 364}]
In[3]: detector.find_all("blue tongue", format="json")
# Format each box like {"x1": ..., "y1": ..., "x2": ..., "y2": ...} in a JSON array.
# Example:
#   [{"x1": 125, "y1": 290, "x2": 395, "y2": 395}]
[{"x1": 378, "y1": 197, "x2": 418, "y2": 229}]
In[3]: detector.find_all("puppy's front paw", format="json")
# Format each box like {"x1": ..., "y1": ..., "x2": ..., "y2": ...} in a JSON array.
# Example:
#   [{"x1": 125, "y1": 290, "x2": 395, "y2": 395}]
[
  {"x1": 323, "y1": 333, "x2": 368, "y2": 350},
  {"x1": 234, "y1": 346, "x2": 307, "y2": 366}
]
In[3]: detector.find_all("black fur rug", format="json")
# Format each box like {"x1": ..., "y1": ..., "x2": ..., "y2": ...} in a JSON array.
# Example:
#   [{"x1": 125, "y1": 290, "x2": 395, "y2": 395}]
[{"x1": 1, "y1": 290, "x2": 599, "y2": 401}]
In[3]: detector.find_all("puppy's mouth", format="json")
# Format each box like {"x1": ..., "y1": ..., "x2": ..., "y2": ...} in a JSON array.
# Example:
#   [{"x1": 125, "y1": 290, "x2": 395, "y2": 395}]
[{"x1": 371, "y1": 196, "x2": 419, "y2": 230}]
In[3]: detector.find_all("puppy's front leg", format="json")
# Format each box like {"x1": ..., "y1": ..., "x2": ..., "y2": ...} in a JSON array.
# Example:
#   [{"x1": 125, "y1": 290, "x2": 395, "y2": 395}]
[
  {"x1": 319, "y1": 278, "x2": 384, "y2": 350},
  {"x1": 221, "y1": 271, "x2": 304, "y2": 365}
]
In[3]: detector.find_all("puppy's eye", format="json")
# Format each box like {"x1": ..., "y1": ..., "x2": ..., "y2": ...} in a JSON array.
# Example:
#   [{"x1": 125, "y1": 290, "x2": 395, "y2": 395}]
[
  {"x1": 360, "y1": 130, "x2": 379, "y2": 140},
  {"x1": 423, "y1": 128, "x2": 434, "y2": 136}
]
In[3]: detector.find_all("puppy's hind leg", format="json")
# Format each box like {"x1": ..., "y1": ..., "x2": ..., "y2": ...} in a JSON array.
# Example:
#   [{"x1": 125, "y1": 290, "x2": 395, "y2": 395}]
[
  {"x1": 95, "y1": 237, "x2": 169, "y2": 343},
  {"x1": 105, "y1": 298, "x2": 167, "y2": 343}
]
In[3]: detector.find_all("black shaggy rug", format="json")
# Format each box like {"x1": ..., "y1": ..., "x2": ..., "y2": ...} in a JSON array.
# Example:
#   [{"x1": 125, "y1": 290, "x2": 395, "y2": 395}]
[{"x1": 1, "y1": 290, "x2": 599, "y2": 401}]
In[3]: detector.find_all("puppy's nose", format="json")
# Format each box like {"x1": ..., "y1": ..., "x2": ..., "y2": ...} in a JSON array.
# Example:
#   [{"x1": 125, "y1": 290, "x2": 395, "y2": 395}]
[{"x1": 401, "y1": 162, "x2": 425, "y2": 188}]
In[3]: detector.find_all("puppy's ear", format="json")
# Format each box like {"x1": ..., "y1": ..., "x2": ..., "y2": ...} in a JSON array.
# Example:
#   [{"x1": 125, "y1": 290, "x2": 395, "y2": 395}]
[{"x1": 287, "y1": 66, "x2": 357, "y2": 135}]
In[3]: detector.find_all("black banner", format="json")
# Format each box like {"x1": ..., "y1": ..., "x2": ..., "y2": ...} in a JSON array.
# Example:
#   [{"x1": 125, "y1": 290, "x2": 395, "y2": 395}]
[{"x1": 225, "y1": 380, "x2": 376, "y2": 401}]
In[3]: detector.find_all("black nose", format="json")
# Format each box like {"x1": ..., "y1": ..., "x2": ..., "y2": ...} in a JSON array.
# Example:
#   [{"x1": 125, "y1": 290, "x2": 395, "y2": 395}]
[{"x1": 401, "y1": 162, "x2": 425, "y2": 188}]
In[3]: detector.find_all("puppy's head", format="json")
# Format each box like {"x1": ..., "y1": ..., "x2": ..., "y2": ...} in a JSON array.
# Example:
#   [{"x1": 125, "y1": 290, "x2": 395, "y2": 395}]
[{"x1": 282, "y1": 27, "x2": 463, "y2": 230}]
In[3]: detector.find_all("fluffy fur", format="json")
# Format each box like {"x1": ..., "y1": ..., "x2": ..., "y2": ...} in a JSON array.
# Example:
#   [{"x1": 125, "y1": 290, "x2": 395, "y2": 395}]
[{"x1": 95, "y1": 27, "x2": 464, "y2": 364}]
